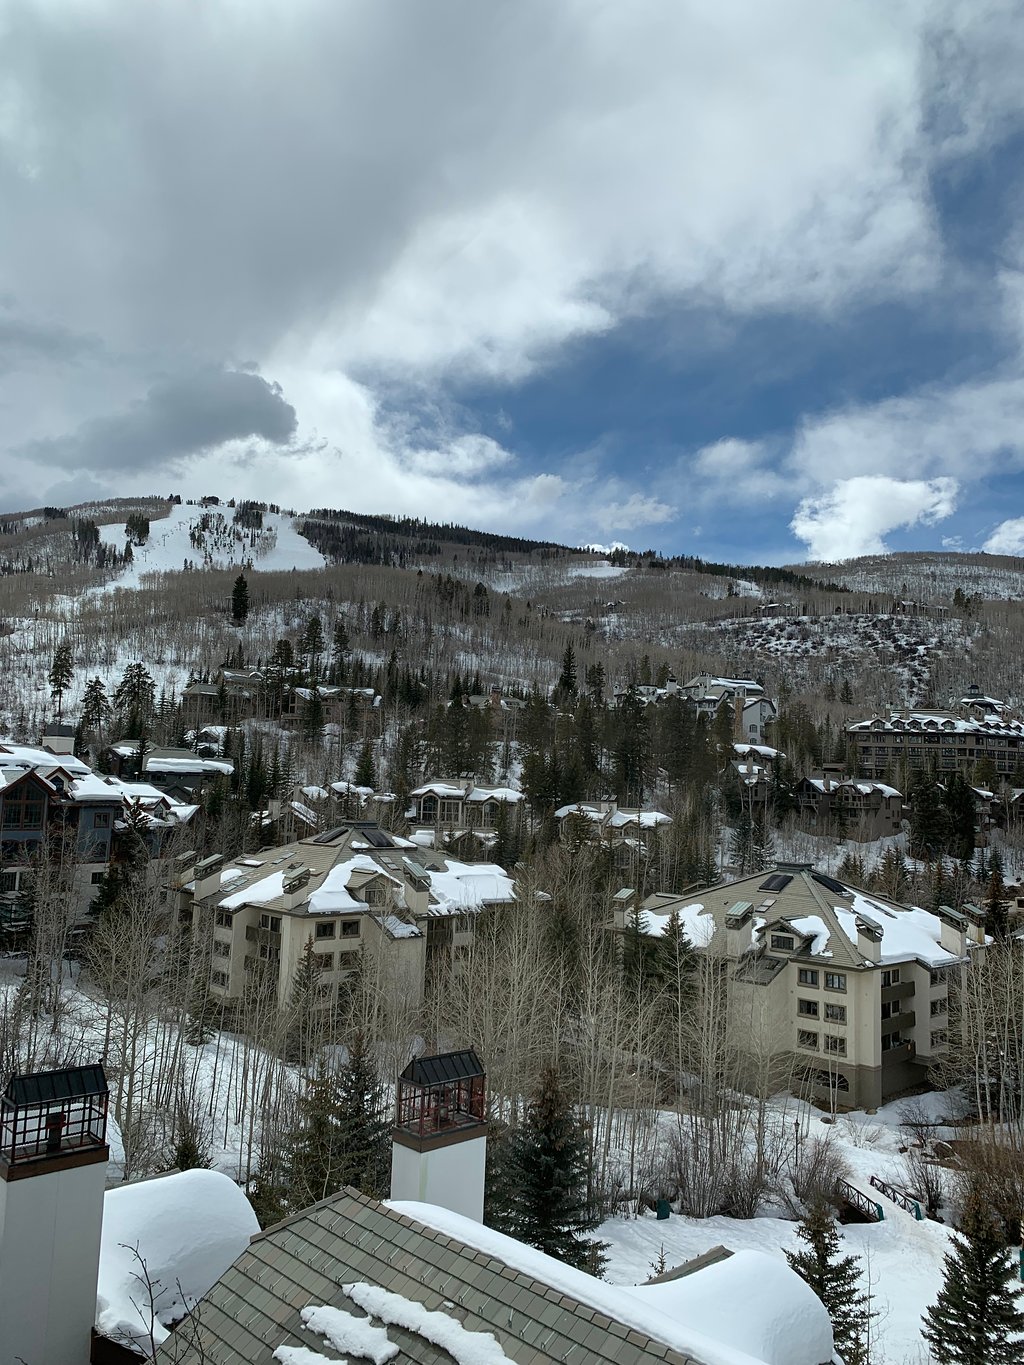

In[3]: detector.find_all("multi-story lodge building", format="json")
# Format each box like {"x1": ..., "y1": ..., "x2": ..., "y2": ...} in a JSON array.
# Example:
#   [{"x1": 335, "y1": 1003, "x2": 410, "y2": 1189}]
[
  {"x1": 176, "y1": 824, "x2": 515, "y2": 1011},
  {"x1": 0, "y1": 739, "x2": 197, "y2": 930},
  {"x1": 794, "y1": 767, "x2": 904, "y2": 842},
  {"x1": 613, "y1": 863, "x2": 981, "y2": 1111},
  {"x1": 848, "y1": 706, "x2": 1024, "y2": 783},
  {"x1": 678, "y1": 673, "x2": 778, "y2": 743}
]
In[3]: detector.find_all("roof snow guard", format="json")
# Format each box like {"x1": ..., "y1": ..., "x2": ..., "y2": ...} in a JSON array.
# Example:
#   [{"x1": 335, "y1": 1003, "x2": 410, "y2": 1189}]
[{"x1": 400, "y1": 1049, "x2": 484, "y2": 1088}]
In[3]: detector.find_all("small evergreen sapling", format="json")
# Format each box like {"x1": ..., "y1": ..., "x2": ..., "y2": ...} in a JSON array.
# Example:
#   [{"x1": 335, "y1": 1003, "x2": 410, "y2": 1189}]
[{"x1": 921, "y1": 1187, "x2": 1024, "y2": 1364}]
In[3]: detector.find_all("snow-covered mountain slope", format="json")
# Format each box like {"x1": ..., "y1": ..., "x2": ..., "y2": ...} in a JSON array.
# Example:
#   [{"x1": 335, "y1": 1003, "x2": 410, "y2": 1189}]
[{"x1": 98, "y1": 502, "x2": 327, "y2": 587}]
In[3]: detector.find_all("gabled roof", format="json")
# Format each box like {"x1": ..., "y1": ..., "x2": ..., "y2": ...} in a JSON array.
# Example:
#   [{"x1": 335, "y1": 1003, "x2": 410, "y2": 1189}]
[{"x1": 151, "y1": 1187, "x2": 709, "y2": 1365}]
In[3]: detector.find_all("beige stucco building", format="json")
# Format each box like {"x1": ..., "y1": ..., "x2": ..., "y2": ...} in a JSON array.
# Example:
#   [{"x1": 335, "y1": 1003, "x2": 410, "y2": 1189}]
[
  {"x1": 175, "y1": 824, "x2": 515, "y2": 1012},
  {"x1": 615, "y1": 863, "x2": 983, "y2": 1111}
]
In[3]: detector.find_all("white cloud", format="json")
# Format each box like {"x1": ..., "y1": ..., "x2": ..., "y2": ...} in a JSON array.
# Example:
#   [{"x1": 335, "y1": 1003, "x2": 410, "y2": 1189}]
[
  {"x1": 790, "y1": 475, "x2": 959, "y2": 561},
  {"x1": 2, "y1": 2, "x2": 1024, "y2": 542},
  {"x1": 982, "y1": 518, "x2": 1024, "y2": 555}
]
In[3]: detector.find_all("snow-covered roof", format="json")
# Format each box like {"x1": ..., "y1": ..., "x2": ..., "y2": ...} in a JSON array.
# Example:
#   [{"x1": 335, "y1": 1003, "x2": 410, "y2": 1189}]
[
  {"x1": 625, "y1": 1249, "x2": 833, "y2": 1365},
  {"x1": 219, "y1": 870, "x2": 286, "y2": 909},
  {"x1": 849, "y1": 709, "x2": 1024, "y2": 737},
  {"x1": 424, "y1": 859, "x2": 516, "y2": 914},
  {"x1": 640, "y1": 900, "x2": 716, "y2": 948},
  {"x1": 96, "y1": 1170, "x2": 258, "y2": 1353},
  {"x1": 393, "y1": 1201, "x2": 830, "y2": 1365}
]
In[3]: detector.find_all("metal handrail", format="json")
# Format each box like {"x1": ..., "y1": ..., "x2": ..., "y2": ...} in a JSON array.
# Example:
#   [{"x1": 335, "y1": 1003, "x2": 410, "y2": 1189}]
[{"x1": 835, "y1": 1178, "x2": 884, "y2": 1222}]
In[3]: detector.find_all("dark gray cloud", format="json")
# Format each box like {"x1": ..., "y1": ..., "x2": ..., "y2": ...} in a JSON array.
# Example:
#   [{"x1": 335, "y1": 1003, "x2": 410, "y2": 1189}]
[
  {"x1": 0, "y1": 314, "x2": 99, "y2": 371},
  {"x1": 18, "y1": 369, "x2": 296, "y2": 472}
]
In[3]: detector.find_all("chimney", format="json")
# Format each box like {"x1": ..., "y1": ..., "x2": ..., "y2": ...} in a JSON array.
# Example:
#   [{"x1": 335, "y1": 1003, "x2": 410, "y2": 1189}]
[
  {"x1": 855, "y1": 917, "x2": 882, "y2": 964},
  {"x1": 391, "y1": 1051, "x2": 487, "y2": 1222},
  {"x1": 0, "y1": 1064, "x2": 110, "y2": 1365},
  {"x1": 282, "y1": 865, "x2": 311, "y2": 909},
  {"x1": 192, "y1": 853, "x2": 225, "y2": 902}
]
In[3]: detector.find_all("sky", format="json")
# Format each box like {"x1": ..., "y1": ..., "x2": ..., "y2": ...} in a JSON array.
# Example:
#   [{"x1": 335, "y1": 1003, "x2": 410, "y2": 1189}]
[{"x1": 2, "y1": 1, "x2": 1024, "y2": 564}]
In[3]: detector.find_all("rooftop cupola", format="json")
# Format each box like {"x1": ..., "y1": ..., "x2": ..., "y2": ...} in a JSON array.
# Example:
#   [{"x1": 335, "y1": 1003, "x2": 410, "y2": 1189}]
[{"x1": 390, "y1": 1049, "x2": 487, "y2": 1222}]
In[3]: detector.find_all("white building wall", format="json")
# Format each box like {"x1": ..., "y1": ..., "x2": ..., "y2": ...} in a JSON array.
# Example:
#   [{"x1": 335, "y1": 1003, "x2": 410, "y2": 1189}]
[
  {"x1": 0, "y1": 1157, "x2": 107, "y2": 1365},
  {"x1": 390, "y1": 1135, "x2": 486, "y2": 1223}
]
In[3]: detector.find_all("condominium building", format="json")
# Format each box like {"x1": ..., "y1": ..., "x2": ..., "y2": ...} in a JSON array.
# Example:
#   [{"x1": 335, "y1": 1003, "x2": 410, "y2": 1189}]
[
  {"x1": 175, "y1": 824, "x2": 515, "y2": 1011},
  {"x1": 614, "y1": 863, "x2": 982, "y2": 1111},
  {"x1": 848, "y1": 707, "x2": 1024, "y2": 782}
]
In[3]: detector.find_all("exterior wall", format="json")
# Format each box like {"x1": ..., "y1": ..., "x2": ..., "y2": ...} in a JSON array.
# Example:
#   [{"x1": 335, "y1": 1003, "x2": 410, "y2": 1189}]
[
  {"x1": 390, "y1": 1132, "x2": 486, "y2": 1222},
  {"x1": 0, "y1": 1155, "x2": 107, "y2": 1365}
]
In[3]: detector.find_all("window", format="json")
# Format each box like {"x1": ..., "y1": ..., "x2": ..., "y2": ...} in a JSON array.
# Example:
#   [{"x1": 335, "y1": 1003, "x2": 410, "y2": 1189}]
[
  {"x1": 213, "y1": 941, "x2": 230, "y2": 958},
  {"x1": 91, "y1": 870, "x2": 106, "y2": 885},
  {"x1": 881, "y1": 1032, "x2": 904, "y2": 1051},
  {"x1": 881, "y1": 968, "x2": 901, "y2": 987},
  {"x1": 211, "y1": 970, "x2": 229, "y2": 988},
  {"x1": 824, "y1": 1003, "x2": 847, "y2": 1023},
  {"x1": 771, "y1": 934, "x2": 795, "y2": 951},
  {"x1": 259, "y1": 913, "x2": 281, "y2": 933},
  {"x1": 930, "y1": 967, "x2": 948, "y2": 987},
  {"x1": 798, "y1": 968, "x2": 819, "y2": 987},
  {"x1": 314, "y1": 921, "x2": 336, "y2": 939},
  {"x1": 257, "y1": 942, "x2": 279, "y2": 962},
  {"x1": 798, "y1": 1030, "x2": 818, "y2": 1050},
  {"x1": 881, "y1": 1000, "x2": 901, "y2": 1020},
  {"x1": 798, "y1": 999, "x2": 819, "y2": 1018},
  {"x1": 930, "y1": 998, "x2": 947, "y2": 1017},
  {"x1": 93, "y1": 811, "x2": 111, "y2": 829},
  {"x1": 440, "y1": 799, "x2": 462, "y2": 824},
  {"x1": 805, "y1": 1069, "x2": 850, "y2": 1092},
  {"x1": 317, "y1": 952, "x2": 334, "y2": 970},
  {"x1": 930, "y1": 1030, "x2": 948, "y2": 1049},
  {"x1": 341, "y1": 920, "x2": 360, "y2": 938},
  {"x1": 824, "y1": 1035, "x2": 847, "y2": 1056},
  {"x1": 824, "y1": 972, "x2": 847, "y2": 991},
  {"x1": 215, "y1": 909, "x2": 232, "y2": 928},
  {"x1": 1, "y1": 789, "x2": 45, "y2": 830}
]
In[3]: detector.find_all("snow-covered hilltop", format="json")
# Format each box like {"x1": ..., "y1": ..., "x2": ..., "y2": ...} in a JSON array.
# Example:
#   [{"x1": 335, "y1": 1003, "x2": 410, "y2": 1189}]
[{"x1": 98, "y1": 500, "x2": 327, "y2": 588}]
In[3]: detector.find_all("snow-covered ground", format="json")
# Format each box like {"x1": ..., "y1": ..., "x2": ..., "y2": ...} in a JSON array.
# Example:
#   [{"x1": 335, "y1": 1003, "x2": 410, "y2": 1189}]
[
  {"x1": 97, "y1": 502, "x2": 327, "y2": 589},
  {"x1": 600, "y1": 1093, "x2": 963, "y2": 1365}
]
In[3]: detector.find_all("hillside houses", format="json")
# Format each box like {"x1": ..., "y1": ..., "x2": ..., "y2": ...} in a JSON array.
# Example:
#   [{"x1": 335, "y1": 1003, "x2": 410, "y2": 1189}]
[
  {"x1": 0, "y1": 739, "x2": 198, "y2": 933},
  {"x1": 795, "y1": 768, "x2": 904, "y2": 842},
  {"x1": 679, "y1": 673, "x2": 778, "y2": 743},
  {"x1": 103, "y1": 740, "x2": 234, "y2": 800}
]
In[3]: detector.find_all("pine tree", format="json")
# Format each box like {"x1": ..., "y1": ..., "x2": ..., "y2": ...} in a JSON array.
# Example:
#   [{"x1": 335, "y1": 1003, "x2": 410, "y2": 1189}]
[
  {"x1": 491, "y1": 1065, "x2": 606, "y2": 1273},
  {"x1": 331, "y1": 1031, "x2": 390, "y2": 1198},
  {"x1": 985, "y1": 864, "x2": 1011, "y2": 942},
  {"x1": 751, "y1": 813, "x2": 776, "y2": 871},
  {"x1": 80, "y1": 676, "x2": 112, "y2": 743},
  {"x1": 557, "y1": 642, "x2": 578, "y2": 699},
  {"x1": 231, "y1": 572, "x2": 250, "y2": 624},
  {"x1": 287, "y1": 1064, "x2": 349, "y2": 1209},
  {"x1": 730, "y1": 808, "x2": 754, "y2": 874},
  {"x1": 921, "y1": 1188, "x2": 1024, "y2": 1364},
  {"x1": 786, "y1": 1200, "x2": 873, "y2": 1365},
  {"x1": 357, "y1": 748, "x2": 382, "y2": 791},
  {"x1": 113, "y1": 661, "x2": 156, "y2": 737},
  {"x1": 48, "y1": 639, "x2": 74, "y2": 722}
]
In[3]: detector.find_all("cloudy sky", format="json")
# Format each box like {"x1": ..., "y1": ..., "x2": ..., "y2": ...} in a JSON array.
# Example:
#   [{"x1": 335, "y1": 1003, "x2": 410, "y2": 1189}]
[{"x1": 2, "y1": 1, "x2": 1024, "y2": 563}]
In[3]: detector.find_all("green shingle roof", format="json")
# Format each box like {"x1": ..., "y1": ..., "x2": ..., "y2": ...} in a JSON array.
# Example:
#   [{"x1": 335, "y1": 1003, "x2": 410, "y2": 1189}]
[{"x1": 152, "y1": 1188, "x2": 705, "y2": 1365}]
